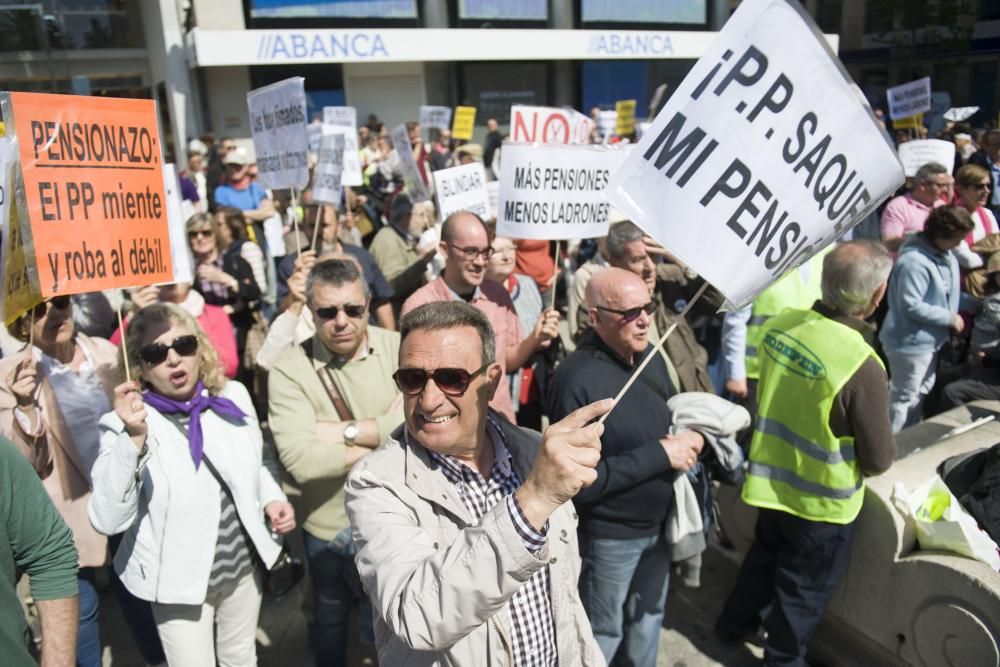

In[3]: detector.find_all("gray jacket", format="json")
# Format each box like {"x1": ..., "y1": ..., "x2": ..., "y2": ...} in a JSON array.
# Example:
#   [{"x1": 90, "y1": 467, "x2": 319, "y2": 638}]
[{"x1": 346, "y1": 415, "x2": 605, "y2": 667}]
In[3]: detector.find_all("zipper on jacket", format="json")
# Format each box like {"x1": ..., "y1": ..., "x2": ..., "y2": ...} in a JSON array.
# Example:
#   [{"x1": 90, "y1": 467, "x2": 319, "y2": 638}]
[{"x1": 492, "y1": 616, "x2": 515, "y2": 665}]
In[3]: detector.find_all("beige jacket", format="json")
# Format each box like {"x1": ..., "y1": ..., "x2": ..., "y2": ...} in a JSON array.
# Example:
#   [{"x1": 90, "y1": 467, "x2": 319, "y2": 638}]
[
  {"x1": 0, "y1": 334, "x2": 118, "y2": 567},
  {"x1": 346, "y1": 416, "x2": 605, "y2": 667}
]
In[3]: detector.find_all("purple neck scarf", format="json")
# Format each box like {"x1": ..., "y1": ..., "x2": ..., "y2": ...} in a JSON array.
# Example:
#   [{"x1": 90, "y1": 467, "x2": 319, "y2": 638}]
[{"x1": 143, "y1": 381, "x2": 246, "y2": 468}]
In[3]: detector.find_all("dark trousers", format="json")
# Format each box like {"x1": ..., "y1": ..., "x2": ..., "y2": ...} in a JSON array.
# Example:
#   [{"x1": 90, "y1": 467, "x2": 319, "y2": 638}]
[
  {"x1": 717, "y1": 508, "x2": 855, "y2": 667},
  {"x1": 941, "y1": 370, "x2": 1000, "y2": 410}
]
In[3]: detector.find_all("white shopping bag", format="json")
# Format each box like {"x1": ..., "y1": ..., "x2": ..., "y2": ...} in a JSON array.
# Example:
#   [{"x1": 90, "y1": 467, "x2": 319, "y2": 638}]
[{"x1": 894, "y1": 476, "x2": 1000, "y2": 570}]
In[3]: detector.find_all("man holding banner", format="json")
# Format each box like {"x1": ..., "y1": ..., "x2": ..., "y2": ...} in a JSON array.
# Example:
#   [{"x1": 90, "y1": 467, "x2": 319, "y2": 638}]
[{"x1": 716, "y1": 241, "x2": 896, "y2": 666}]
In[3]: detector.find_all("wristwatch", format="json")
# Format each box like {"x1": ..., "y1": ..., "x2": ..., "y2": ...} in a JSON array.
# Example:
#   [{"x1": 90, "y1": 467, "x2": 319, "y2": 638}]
[{"x1": 343, "y1": 421, "x2": 359, "y2": 446}]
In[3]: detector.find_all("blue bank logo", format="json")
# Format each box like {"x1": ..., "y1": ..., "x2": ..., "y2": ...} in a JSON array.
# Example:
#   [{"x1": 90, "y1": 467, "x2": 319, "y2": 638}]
[
  {"x1": 587, "y1": 33, "x2": 673, "y2": 56},
  {"x1": 257, "y1": 32, "x2": 389, "y2": 61}
]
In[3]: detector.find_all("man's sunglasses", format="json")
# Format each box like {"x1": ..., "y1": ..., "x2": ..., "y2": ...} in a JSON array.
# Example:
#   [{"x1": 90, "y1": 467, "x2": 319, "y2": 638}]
[
  {"x1": 596, "y1": 301, "x2": 656, "y2": 324},
  {"x1": 138, "y1": 335, "x2": 199, "y2": 365},
  {"x1": 313, "y1": 303, "x2": 367, "y2": 320},
  {"x1": 393, "y1": 363, "x2": 490, "y2": 397}
]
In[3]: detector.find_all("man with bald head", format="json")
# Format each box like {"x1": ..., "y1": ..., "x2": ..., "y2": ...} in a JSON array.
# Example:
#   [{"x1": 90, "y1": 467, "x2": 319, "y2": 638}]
[
  {"x1": 402, "y1": 211, "x2": 559, "y2": 422},
  {"x1": 548, "y1": 267, "x2": 705, "y2": 667}
]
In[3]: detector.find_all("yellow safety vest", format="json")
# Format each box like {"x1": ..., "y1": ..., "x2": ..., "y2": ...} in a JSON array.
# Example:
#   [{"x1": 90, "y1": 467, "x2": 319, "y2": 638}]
[
  {"x1": 742, "y1": 308, "x2": 880, "y2": 524},
  {"x1": 745, "y1": 249, "x2": 828, "y2": 379}
]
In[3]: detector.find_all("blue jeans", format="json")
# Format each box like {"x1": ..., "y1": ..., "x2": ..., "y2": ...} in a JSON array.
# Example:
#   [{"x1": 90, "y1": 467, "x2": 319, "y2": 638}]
[
  {"x1": 76, "y1": 569, "x2": 101, "y2": 667},
  {"x1": 886, "y1": 349, "x2": 939, "y2": 433},
  {"x1": 303, "y1": 528, "x2": 373, "y2": 667},
  {"x1": 578, "y1": 531, "x2": 672, "y2": 667}
]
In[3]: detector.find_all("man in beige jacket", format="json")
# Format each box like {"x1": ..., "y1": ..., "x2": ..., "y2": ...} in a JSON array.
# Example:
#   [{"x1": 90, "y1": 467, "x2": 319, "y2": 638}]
[{"x1": 347, "y1": 300, "x2": 609, "y2": 666}]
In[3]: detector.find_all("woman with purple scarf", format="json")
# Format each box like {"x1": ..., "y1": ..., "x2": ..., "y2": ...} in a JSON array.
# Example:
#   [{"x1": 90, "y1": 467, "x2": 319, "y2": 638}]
[{"x1": 88, "y1": 303, "x2": 295, "y2": 667}]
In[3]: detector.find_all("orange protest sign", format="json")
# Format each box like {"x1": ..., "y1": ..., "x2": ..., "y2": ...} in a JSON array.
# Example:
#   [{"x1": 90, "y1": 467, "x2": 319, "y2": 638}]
[{"x1": 5, "y1": 92, "x2": 172, "y2": 296}]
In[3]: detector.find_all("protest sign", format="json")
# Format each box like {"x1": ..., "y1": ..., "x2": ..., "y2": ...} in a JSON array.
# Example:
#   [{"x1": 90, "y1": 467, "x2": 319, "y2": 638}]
[
  {"x1": 648, "y1": 83, "x2": 669, "y2": 116},
  {"x1": 596, "y1": 110, "x2": 617, "y2": 138},
  {"x1": 497, "y1": 144, "x2": 626, "y2": 241},
  {"x1": 486, "y1": 180, "x2": 499, "y2": 220},
  {"x1": 0, "y1": 136, "x2": 42, "y2": 324},
  {"x1": 433, "y1": 162, "x2": 489, "y2": 220},
  {"x1": 944, "y1": 106, "x2": 979, "y2": 122},
  {"x1": 313, "y1": 133, "x2": 345, "y2": 206},
  {"x1": 390, "y1": 123, "x2": 430, "y2": 202},
  {"x1": 510, "y1": 105, "x2": 592, "y2": 145},
  {"x1": 323, "y1": 106, "x2": 362, "y2": 187},
  {"x1": 893, "y1": 114, "x2": 923, "y2": 130},
  {"x1": 897, "y1": 139, "x2": 956, "y2": 178},
  {"x1": 616, "y1": 99, "x2": 637, "y2": 136},
  {"x1": 247, "y1": 77, "x2": 309, "y2": 191},
  {"x1": 887, "y1": 77, "x2": 931, "y2": 121},
  {"x1": 420, "y1": 106, "x2": 452, "y2": 131},
  {"x1": 162, "y1": 164, "x2": 193, "y2": 285},
  {"x1": 604, "y1": 0, "x2": 904, "y2": 310},
  {"x1": 1, "y1": 92, "x2": 174, "y2": 298},
  {"x1": 452, "y1": 106, "x2": 477, "y2": 141}
]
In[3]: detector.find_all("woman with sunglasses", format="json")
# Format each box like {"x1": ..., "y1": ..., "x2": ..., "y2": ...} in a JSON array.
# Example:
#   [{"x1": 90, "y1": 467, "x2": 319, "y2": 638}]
[
  {"x1": 89, "y1": 303, "x2": 295, "y2": 667},
  {"x1": 187, "y1": 212, "x2": 262, "y2": 385},
  {"x1": 952, "y1": 164, "x2": 999, "y2": 269},
  {"x1": 0, "y1": 296, "x2": 165, "y2": 666}
]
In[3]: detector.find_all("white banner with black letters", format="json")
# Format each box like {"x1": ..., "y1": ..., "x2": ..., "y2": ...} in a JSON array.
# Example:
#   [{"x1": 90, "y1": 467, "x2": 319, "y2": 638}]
[
  {"x1": 604, "y1": 0, "x2": 904, "y2": 309},
  {"x1": 322, "y1": 106, "x2": 363, "y2": 187},
  {"x1": 434, "y1": 162, "x2": 490, "y2": 220},
  {"x1": 246, "y1": 77, "x2": 309, "y2": 190},
  {"x1": 498, "y1": 144, "x2": 626, "y2": 240},
  {"x1": 313, "y1": 133, "x2": 345, "y2": 206},
  {"x1": 390, "y1": 124, "x2": 430, "y2": 202}
]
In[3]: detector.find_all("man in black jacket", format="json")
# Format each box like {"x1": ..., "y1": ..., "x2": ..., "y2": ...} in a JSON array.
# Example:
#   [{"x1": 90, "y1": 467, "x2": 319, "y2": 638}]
[{"x1": 547, "y1": 267, "x2": 703, "y2": 667}]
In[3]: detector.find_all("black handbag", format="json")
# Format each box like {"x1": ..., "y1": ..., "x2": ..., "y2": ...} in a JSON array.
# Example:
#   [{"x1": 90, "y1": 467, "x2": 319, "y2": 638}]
[{"x1": 200, "y1": 453, "x2": 305, "y2": 599}]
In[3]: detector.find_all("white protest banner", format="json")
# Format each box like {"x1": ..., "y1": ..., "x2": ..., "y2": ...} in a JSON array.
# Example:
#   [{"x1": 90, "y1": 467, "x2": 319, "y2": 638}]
[
  {"x1": 498, "y1": 144, "x2": 626, "y2": 240},
  {"x1": 510, "y1": 105, "x2": 592, "y2": 145},
  {"x1": 391, "y1": 123, "x2": 430, "y2": 202},
  {"x1": 323, "y1": 106, "x2": 363, "y2": 187},
  {"x1": 596, "y1": 110, "x2": 617, "y2": 138},
  {"x1": 433, "y1": 162, "x2": 489, "y2": 219},
  {"x1": 420, "y1": 105, "x2": 453, "y2": 131},
  {"x1": 897, "y1": 139, "x2": 956, "y2": 178},
  {"x1": 313, "y1": 133, "x2": 345, "y2": 206},
  {"x1": 604, "y1": 0, "x2": 904, "y2": 310},
  {"x1": 162, "y1": 164, "x2": 193, "y2": 285},
  {"x1": 944, "y1": 106, "x2": 979, "y2": 122},
  {"x1": 247, "y1": 77, "x2": 309, "y2": 190},
  {"x1": 887, "y1": 77, "x2": 931, "y2": 121}
]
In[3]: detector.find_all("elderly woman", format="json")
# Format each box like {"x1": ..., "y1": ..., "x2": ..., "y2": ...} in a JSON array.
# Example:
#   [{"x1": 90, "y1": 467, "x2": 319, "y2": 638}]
[
  {"x1": 215, "y1": 206, "x2": 269, "y2": 296},
  {"x1": 88, "y1": 303, "x2": 295, "y2": 666},
  {"x1": 952, "y1": 164, "x2": 999, "y2": 269},
  {"x1": 0, "y1": 296, "x2": 164, "y2": 667},
  {"x1": 880, "y1": 206, "x2": 977, "y2": 432}
]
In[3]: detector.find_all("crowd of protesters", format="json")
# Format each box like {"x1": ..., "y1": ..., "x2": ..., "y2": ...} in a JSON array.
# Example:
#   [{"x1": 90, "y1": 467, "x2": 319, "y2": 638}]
[{"x1": 3, "y1": 109, "x2": 1000, "y2": 667}]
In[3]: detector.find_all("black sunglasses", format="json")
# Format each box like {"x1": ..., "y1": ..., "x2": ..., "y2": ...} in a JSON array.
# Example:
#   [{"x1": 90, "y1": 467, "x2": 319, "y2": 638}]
[
  {"x1": 188, "y1": 229, "x2": 213, "y2": 239},
  {"x1": 138, "y1": 335, "x2": 199, "y2": 365},
  {"x1": 313, "y1": 303, "x2": 367, "y2": 320},
  {"x1": 596, "y1": 301, "x2": 656, "y2": 324},
  {"x1": 393, "y1": 363, "x2": 490, "y2": 397},
  {"x1": 33, "y1": 295, "x2": 71, "y2": 314}
]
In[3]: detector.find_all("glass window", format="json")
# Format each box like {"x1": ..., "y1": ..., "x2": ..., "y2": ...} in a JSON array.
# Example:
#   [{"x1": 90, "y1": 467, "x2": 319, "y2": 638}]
[
  {"x1": 580, "y1": 0, "x2": 706, "y2": 24},
  {"x1": 458, "y1": 0, "x2": 547, "y2": 20},
  {"x1": 460, "y1": 62, "x2": 549, "y2": 127},
  {"x1": 980, "y1": 0, "x2": 1000, "y2": 20},
  {"x1": 815, "y1": 0, "x2": 842, "y2": 33},
  {"x1": 250, "y1": 0, "x2": 418, "y2": 19},
  {"x1": 0, "y1": 0, "x2": 143, "y2": 51}
]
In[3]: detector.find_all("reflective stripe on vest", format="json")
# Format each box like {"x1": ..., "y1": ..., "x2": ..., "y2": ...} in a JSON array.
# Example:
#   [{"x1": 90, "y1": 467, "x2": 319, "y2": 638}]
[
  {"x1": 742, "y1": 308, "x2": 880, "y2": 524},
  {"x1": 744, "y1": 249, "x2": 828, "y2": 379}
]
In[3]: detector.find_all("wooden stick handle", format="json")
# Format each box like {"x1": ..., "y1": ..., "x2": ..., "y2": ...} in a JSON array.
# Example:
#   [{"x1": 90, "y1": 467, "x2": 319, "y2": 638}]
[
  {"x1": 311, "y1": 203, "x2": 324, "y2": 254},
  {"x1": 597, "y1": 281, "x2": 710, "y2": 425},
  {"x1": 291, "y1": 189, "x2": 303, "y2": 258},
  {"x1": 118, "y1": 308, "x2": 132, "y2": 383}
]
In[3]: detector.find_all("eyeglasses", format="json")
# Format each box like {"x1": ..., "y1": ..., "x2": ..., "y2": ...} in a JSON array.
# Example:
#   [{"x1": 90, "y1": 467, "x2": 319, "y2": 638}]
[
  {"x1": 393, "y1": 363, "x2": 490, "y2": 396},
  {"x1": 596, "y1": 301, "x2": 656, "y2": 324},
  {"x1": 448, "y1": 244, "x2": 494, "y2": 261},
  {"x1": 188, "y1": 229, "x2": 213, "y2": 239},
  {"x1": 928, "y1": 180, "x2": 953, "y2": 190},
  {"x1": 313, "y1": 303, "x2": 367, "y2": 320},
  {"x1": 491, "y1": 246, "x2": 516, "y2": 258},
  {"x1": 138, "y1": 335, "x2": 199, "y2": 365}
]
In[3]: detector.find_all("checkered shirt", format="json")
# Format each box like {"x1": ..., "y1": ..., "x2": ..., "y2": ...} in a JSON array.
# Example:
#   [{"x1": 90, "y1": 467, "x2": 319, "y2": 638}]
[{"x1": 426, "y1": 417, "x2": 557, "y2": 666}]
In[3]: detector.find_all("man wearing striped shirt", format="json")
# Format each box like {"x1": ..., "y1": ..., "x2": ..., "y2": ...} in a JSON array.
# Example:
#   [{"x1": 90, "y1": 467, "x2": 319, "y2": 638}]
[{"x1": 346, "y1": 301, "x2": 610, "y2": 666}]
